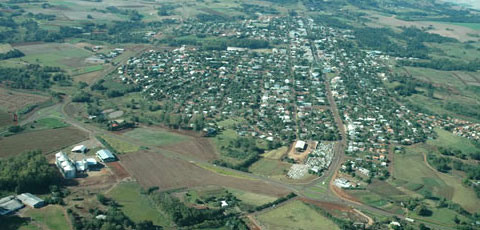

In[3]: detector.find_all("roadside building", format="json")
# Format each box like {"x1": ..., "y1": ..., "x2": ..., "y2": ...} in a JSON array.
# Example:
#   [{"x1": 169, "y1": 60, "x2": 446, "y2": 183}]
[
  {"x1": 96, "y1": 149, "x2": 116, "y2": 162},
  {"x1": 16, "y1": 193, "x2": 44, "y2": 208}
]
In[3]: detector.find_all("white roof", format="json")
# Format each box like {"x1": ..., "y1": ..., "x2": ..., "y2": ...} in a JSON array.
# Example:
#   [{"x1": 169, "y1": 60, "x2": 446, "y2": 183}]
[
  {"x1": 86, "y1": 158, "x2": 97, "y2": 165},
  {"x1": 96, "y1": 149, "x2": 115, "y2": 160},
  {"x1": 72, "y1": 145, "x2": 87, "y2": 152},
  {"x1": 17, "y1": 193, "x2": 43, "y2": 207},
  {"x1": 295, "y1": 140, "x2": 306, "y2": 149}
]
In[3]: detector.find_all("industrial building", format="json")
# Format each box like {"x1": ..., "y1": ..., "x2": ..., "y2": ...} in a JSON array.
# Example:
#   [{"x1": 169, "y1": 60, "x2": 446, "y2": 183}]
[
  {"x1": 0, "y1": 196, "x2": 24, "y2": 216},
  {"x1": 55, "y1": 152, "x2": 76, "y2": 179},
  {"x1": 96, "y1": 149, "x2": 116, "y2": 162},
  {"x1": 16, "y1": 193, "x2": 44, "y2": 208}
]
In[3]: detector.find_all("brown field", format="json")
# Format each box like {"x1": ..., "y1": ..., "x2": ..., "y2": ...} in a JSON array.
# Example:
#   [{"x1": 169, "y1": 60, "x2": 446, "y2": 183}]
[
  {"x1": 119, "y1": 151, "x2": 290, "y2": 197},
  {"x1": 0, "y1": 126, "x2": 88, "y2": 157},
  {"x1": 0, "y1": 87, "x2": 50, "y2": 112},
  {"x1": 367, "y1": 14, "x2": 480, "y2": 42},
  {"x1": 159, "y1": 137, "x2": 218, "y2": 161},
  {"x1": 106, "y1": 161, "x2": 131, "y2": 180}
]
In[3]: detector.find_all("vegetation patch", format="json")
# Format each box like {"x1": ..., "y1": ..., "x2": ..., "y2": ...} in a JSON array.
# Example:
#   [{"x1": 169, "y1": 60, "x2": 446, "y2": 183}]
[
  {"x1": 123, "y1": 128, "x2": 189, "y2": 147},
  {"x1": 24, "y1": 205, "x2": 70, "y2": 230},
  {"x1": 107, "y1": 182, "x2": 171, "y2": 227},
  {"x1": 98, "y1": 135, "x2": 140, "y2": 154},
  {"x1": 256, "y1": 200, "x2": 340, "y2": 230}
]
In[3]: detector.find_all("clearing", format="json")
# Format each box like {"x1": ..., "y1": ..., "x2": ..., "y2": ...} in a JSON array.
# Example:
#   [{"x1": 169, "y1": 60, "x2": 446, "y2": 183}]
[
  {"x1": 255, "y1": 200, "x2": 340, "y2": 230},
  {"x1": 0, "y1": 87, "x2": 50, "y2": 112},
  {"x1": 23, "y1": 205, "x2": 71, "y2": 230},
  {"x1": 119, "y1": 150, "x2": 290, "y2": 197},
  {"x1": 107, "y1": 182, "x2": 171, "y2": 227}
]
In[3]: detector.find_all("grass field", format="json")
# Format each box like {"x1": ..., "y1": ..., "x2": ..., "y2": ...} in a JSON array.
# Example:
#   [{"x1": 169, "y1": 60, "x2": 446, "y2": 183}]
[
  {"x1": 428, "y1": 128, "x2": 480, "y2": 155},
  {"x1": 0, "y1": 110, "x2": 11, "y2": 128},
  {"x1": 249, "y1": 158, "x2": 291, "y2": 177},
  {"x1": 262, "y1": 146, "x2": 288, "y2": 160},
  {"x1": 107, "y1": 182, "x2": 171, "y2": 227},
  {"x1": 24, "y1": 205, "x2": 70, "y2": 230},
  {"x1": 13, "y1": 43, "x2": 93, "y2": 71},
  {"x1": 0, "y1": 126, "x2": 88, "y2": 158},
  {"x1": 33, "y1": 117, "x2": 69, "y2": 129},
  {"x1": 394, "y1": 145, "x2": 480, "y2": 213},
  {"x1": 123, "y1": 128, "x2": 189, "y2": 147},
  {"x1": 256, "y1": 200, "x2": 340, "y2": 230},
  {"x1": 100, "y1": 134, "x2": 140, "y2": 154},
  {"x1": 228, "y1": 188, "x2": 277, "y2": 207}
]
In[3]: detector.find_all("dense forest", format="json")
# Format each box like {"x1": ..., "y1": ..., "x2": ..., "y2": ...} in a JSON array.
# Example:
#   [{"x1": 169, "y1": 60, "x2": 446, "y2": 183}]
[
  {"x1": 0, "y1": 65, "x2": 71, "y2": 89},
  {"x1": 0, "y1": 151, "x2": 61, "y2": 194}
]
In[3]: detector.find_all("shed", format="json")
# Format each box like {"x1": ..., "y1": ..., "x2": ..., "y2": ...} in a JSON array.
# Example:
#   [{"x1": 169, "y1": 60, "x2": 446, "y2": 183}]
[
  {"x1": 72, "y1": 145, "x2": 87, "y2": 153},
  {"x1": 96, "y1": 149, "x2": 116, "y2": 162},
  {"x1": 16, "y1": 193, "x2": 44, "y2": 208},
  {"x1": 0, "y1": 196, "x2": 24, "y2": 215}
]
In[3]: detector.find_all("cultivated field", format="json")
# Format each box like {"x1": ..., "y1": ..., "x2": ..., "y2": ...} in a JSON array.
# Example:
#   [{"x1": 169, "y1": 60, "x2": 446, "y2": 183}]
[
  {"x1": 0, "y1": 87, "x2": 50, "y2": 112},
  {"x1": 255, "y1": 200, "x2": 340, "y2": 230},
  {"x1": 0, "y1": 110, "x2": 11, "y2": 128},
  {"x1": 119, "y1": 150, "x2": 290, "y2": 197},
  {"x1": 123, "y1": 127, "x2": 189, "y2": 147},
  {"x1": 249, "y1": 158, "x2": 291, "y2": 178},
  {"x1": 0, "y1": 126, "x2": 88, "y2": 157}
]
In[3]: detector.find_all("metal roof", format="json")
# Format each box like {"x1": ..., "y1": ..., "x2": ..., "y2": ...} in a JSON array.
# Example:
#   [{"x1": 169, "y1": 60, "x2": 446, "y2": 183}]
[{"x1": 96, "y1": 149, "x2": 115, "y2": 160}]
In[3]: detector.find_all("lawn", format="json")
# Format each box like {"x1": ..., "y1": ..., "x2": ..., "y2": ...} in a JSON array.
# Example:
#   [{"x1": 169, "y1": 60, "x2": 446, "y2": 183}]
[
  {"x1": 24, "y1": 205, "x2": 70, "y2": 230},
  {"x1": 107, "y1": 182, "x2": 171, "y2": 227},
  {"x1": 409, "y1": 207, "x2": 470, "y2": 227},
  {"x1": 256, "y1": 200, "x2": 340, "y2": 230},
  {"x1": 122, "y1": 128, "x2": 189, "y2": 146},
  {"x1": 99, "y1": 135, "x2": 140, "y2": 154},
  {"x1": 348, "y1": 190, "x2": 389, "y2": 208}
]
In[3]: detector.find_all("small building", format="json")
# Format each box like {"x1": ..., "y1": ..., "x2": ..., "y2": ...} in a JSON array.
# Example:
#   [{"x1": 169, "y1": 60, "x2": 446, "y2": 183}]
[
  {"x1": 295, "y1": 140, "x2": 307, "y2": 152},
  {"x1": 358, "y1": 167, "x2": 370, "y2": 176},
  {"x1": 86, "y1": 158, "x2": 98, "y2": 167},
  {"x1": 96, "y1": 149, "x2": 116, "y2": 162},
  {"x1": 0, "y1": 195, "x2": 24, "y2": 215},
  {"x1": 17, "y1": 193, "x2": 44, "y2": 208},
  {"x1": 71, "y1": 145, "x2": 87, "y2": 153},
  {"x1": 220, "y1": 200, "x2": 228, "y2": 208},
  {"x1": 334, "y1": 178, "x2": 352, "y2": 188},
  {"x1": 75, "y1": 160, "x2": 87, "y2": 172}
]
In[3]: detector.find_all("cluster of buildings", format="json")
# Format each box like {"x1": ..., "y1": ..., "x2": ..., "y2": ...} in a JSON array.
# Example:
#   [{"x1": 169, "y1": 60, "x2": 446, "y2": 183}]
[
  {"x1": 288, "y1": 142, "x2": 335, "y2": 179},
  {"x1": 55, "y1": 146, "x2": 115, "y2": 179},
  {"x1": 0, "y1": 193, "x2": 44, "y2": 215}
]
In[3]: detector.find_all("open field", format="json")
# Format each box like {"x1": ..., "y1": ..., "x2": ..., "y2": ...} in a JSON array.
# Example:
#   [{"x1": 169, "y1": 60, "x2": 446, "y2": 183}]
[
  {"x1": 428, "y1": 128, "x2": 480, "y2": 154},
  {"x1": 0, "y1": 44, "x2": 13, "y2": 53},
  {"x1": 366, "y1": 14, "x2": 480, "y2": 42},
  {"x1": 394, "y1": 144, "x2": 480, "y2": 213},
  {"x1": 249, "y1": 158, "x2": 291, "y2": 177},
  {"x1": 123, "y1": 127, "x2": 189, "y2": 147},
  {"x1": 12, "y1": 43, "x2": 95, "y2": 71},
  {"x1": 0, "y1": 110, "x2": 11, "y2": 128},
  {"x1": 262, "y1": 146, "x2": 288, "y2": 160},
  {"x1": 107, "y1": 182, "x2": 171, "y2": 227},
  {"x1": 0, "y1": 126, "x2": 88, "y2": 157},
  {"x1": 24, "y1": 205, "x2": 70, "y2": 230},
  {"x1": 228, "y1": 188, "x2": 277, "y2": 207},
  {"x1": 100, "y1": 134, "x2": 140, "y2": 154},
  {"x1": 0, "y1": 87, "x2": 50, "y2": 112},
  {"x1": 33, "y1": 117, "x2": 69, "y2": 130},
  {"x1": 255, "y1": 200, "x2": 340, "y2": 230},
  {"x1": 118, "y1": 150, "x2": 290, "y2": 197}
]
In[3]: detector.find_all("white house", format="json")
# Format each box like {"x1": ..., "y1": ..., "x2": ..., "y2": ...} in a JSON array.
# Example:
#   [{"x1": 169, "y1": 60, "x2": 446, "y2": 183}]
[
  {"x1": 71, "y1": 145, "x2": 87, "y2": 153},
  {"x1": 295, "y1": 140, "x2": 307, "y2": 152}
]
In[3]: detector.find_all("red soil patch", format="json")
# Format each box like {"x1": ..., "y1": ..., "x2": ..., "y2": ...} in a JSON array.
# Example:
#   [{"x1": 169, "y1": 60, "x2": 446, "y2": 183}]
[{"x1": 106, "y1": 161, "x2": 130, "y2": 180}]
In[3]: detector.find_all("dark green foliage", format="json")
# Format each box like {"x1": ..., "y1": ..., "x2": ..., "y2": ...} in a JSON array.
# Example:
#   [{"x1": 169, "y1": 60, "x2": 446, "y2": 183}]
[
  {"x1": 0, "y1": 65, "x2": 69, "y2": 90},
  {"x1": 8, "y1": 125, "x2": 24, "y2": 133},
  {"x1": 0, "y1": 150, "x2": 61, "y2": 194},
  {"x1": 72, "y1": 91, "x2": 92, "y2": 103},
  {"x1": 399, "y1": 58, "x2": 480, "y2": 72},
  {"x1": 252, "y1": 193, "x2": 297, "y2": 212},
  {"x1": 0, "y1": 49, "x2": 24, "y2": 60}
]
